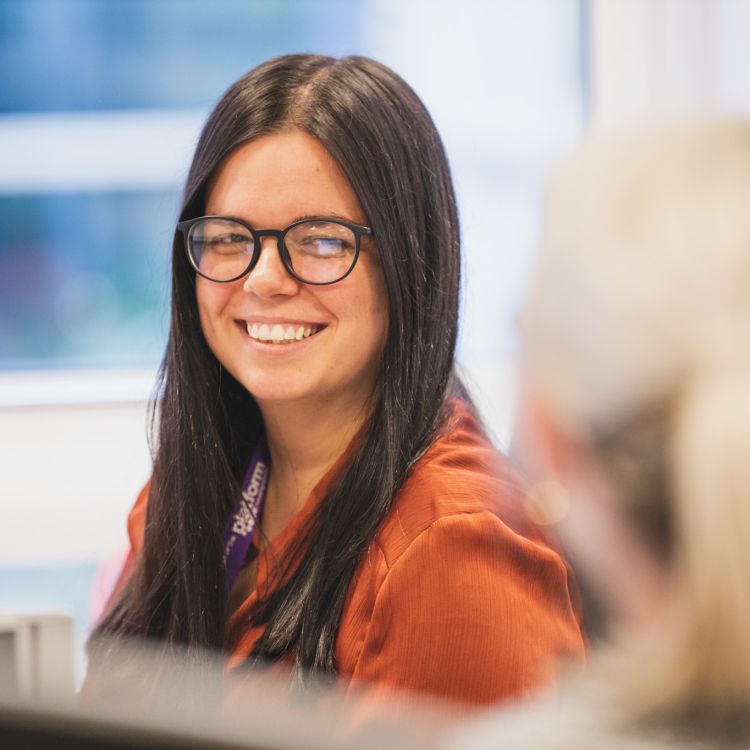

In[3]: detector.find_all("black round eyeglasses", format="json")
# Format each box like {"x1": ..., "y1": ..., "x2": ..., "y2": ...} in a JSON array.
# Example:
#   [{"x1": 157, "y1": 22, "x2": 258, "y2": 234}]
[{"x1": 176, "y1": 216, "x2": 373, "y2": 286}]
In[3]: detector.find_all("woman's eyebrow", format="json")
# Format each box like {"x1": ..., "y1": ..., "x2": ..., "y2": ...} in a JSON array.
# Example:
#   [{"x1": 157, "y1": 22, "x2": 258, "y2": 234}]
[
  {"x1": 201, "y1": 211, "x2": 362, "y2": 226},
  {"x1": 286, "y1": 212, "x2": 359, "y2": 224}
]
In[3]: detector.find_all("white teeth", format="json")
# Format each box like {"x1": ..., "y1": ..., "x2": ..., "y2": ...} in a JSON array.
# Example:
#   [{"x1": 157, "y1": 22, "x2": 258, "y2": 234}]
[{"x1": 246, "y1": 322, "x2": 321, "y2": 343}]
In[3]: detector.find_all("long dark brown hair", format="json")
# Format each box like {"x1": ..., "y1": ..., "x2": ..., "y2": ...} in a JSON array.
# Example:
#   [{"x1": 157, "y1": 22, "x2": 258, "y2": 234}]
[{"x1": 90, "y1": 54, "x2": 465, "y2": 681}]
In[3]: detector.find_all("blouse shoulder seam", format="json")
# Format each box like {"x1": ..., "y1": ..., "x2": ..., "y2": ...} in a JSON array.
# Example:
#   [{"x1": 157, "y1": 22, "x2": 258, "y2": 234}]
[{"x1": 374, "y1": 507, "x2": 496, "y2": 574}]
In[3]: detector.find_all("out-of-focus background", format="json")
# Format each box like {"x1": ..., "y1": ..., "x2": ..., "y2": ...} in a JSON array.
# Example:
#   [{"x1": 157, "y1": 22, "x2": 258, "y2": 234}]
[{"x1": 2, "y1": 0, "x2": 750, "y2": 683}]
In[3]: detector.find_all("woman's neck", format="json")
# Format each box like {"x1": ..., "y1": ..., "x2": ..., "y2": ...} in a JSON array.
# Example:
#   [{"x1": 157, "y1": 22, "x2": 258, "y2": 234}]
[{"x1": 257, "y1": 395, "x2": 368, "y2": 538}]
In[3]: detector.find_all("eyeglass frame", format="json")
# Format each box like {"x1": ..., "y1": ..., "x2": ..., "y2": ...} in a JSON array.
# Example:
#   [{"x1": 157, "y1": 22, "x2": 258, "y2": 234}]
[{"x1": 176, "y1": 215, "x2": 374, "y2": 286}]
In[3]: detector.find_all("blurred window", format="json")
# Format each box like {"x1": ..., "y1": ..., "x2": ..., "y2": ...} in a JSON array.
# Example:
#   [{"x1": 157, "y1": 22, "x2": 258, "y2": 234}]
[
  {"x1": 0, "y1": 0, "x2": 361, "y2": 114},
  {"x1": 0, "y1": 191, "x2": 171, "y2": 369}
]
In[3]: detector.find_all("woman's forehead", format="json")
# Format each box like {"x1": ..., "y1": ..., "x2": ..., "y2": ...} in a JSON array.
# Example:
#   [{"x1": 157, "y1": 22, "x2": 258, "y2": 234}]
[{"x1": 205, "y1": 130, "x2": 366, "y2": 227}]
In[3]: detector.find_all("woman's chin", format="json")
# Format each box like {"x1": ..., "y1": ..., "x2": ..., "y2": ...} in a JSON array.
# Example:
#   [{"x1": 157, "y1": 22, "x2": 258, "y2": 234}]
[{"x1": 240, "y1": 377, "x2": 322, "y2": 406}]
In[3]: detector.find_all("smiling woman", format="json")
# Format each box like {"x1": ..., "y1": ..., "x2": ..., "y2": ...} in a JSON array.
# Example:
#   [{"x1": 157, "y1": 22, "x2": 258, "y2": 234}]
[{"x1": 86, "y1": 54, "x2": 583, "y2": 710}]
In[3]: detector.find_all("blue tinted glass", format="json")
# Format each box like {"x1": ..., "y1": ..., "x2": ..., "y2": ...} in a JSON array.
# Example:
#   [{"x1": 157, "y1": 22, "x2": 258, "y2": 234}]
[
  {"x1": 0, "y1": 0, "x2": 363, "y2": 112},
  {"x1": 0, "y1": 192, "x2": 175, "y2": 370}
]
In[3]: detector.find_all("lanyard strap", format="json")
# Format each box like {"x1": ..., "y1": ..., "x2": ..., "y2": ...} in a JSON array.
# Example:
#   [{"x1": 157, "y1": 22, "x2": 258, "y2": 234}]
[{"x1": 223, "y1": 440, "x2": 270, "y2": 591}]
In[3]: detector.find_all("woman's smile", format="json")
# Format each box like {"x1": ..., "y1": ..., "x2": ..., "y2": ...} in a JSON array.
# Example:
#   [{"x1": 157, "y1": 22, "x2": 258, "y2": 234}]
[{"x1": 236, "y1": 318, "x2": 327, "y2": 345}]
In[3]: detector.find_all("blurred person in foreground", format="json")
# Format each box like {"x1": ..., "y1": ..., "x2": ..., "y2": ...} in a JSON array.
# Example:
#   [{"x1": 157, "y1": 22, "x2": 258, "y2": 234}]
[
  {"x1": 452, "y1": 121, "x2": 750, "y2": 748},
  {"x1": 85, "y1": 54, "x2": 582, "y2": 713}
]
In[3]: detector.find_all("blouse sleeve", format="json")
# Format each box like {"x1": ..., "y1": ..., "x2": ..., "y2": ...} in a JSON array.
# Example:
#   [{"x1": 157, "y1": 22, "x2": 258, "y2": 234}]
[{"x1": 347, "y1": 510, "x2": 584, "y2": 707}]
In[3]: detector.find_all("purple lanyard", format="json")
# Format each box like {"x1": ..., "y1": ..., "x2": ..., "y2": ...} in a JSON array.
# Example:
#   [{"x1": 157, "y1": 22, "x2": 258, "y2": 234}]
[{"x1": 223, "y1": 440, "x2": 271, "y2": 591}]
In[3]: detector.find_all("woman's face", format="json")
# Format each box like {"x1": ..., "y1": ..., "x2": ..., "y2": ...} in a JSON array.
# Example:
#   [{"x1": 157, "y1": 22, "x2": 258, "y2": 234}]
[{"x1": 196, "y1": 129, "x2": 388, "y2": 410}]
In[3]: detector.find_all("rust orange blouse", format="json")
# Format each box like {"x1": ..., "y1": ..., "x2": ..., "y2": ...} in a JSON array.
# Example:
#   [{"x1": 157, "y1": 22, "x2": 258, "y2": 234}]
[{"x1": 121, "y1": 402, "x2": 583, "y2": 707}]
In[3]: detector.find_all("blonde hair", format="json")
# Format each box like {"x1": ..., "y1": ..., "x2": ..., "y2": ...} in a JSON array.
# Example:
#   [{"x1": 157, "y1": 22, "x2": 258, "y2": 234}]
[{"x1": 522, "y1": 121, "x2": 750, "y2": 728}]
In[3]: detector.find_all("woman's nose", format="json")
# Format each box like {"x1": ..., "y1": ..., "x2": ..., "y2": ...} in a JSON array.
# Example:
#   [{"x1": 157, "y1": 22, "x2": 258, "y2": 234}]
[{"x1": 242, "y1": 236, "x2": 300, "y2": 297}]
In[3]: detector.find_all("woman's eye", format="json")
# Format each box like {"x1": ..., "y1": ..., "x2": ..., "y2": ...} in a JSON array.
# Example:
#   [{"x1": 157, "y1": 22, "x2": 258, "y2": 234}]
[
  {"x1": 301, "y1": 237, "x2": 350, "y2": 257},
  {"x1": 212, "y1": 233, "x2": 248, "y2": 245},
  {"x1": 205, "y1": 233, "x2": 250, "y2": 252}
]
